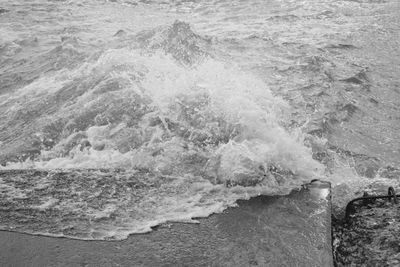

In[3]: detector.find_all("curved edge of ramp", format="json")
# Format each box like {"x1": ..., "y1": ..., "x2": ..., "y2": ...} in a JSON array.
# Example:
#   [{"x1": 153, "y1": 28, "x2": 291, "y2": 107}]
[{"x1": 0, "y1": 178, "x2": 332, "y2": 267}]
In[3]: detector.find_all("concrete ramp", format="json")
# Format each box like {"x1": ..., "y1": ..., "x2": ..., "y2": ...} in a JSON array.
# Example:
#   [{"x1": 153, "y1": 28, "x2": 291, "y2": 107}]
[{"x1": 0, "y1": 178, "x2": 332, "y2": 267}]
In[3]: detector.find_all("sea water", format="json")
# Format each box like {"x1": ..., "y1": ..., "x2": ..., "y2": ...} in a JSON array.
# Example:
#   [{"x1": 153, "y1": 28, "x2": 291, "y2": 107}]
[{"x1": 0, "y1": 0, "x2": 399, "y2": 240}]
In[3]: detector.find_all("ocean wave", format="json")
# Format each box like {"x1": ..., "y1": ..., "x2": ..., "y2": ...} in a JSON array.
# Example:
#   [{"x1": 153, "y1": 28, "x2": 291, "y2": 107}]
[
  {"x1": 0, "y1": 21, "x2": 327, "y2": 239},
  {"x1": 1, "y1": 22, "x2": 323, "y2": 184},
  {"x1": 3, "y1": 1, "x2": 398, "y2": 240}
]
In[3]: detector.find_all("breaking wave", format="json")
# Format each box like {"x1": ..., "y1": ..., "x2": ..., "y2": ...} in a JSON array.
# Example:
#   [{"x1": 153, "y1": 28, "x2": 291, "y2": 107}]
[
  {"x1": 1, "y1": 21, "x2": 323, "y2": 184},
  {"x1": 0, "y1": 21, "x2": 325, "y2": 239}
]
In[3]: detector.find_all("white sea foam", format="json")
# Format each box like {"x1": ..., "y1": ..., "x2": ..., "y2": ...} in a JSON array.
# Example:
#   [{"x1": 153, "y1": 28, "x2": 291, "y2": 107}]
[
  {"x1": 0, "y1": 47, "x2": 326, "y2": 239},
  {"x1": 3, "y1": 50, "x2": 324, "y2": 187}
]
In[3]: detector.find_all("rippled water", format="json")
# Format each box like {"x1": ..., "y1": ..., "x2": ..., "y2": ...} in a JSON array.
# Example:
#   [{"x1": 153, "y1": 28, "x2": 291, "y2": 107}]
[{"x1": 0, "y1": 0, "x2": 399, "y2": 239}]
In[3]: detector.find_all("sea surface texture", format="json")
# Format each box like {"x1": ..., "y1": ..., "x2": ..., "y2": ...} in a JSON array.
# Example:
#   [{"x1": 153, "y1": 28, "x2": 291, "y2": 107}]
[{"x1": 0, "y1": 0, "x2": 399, "y2": 240}]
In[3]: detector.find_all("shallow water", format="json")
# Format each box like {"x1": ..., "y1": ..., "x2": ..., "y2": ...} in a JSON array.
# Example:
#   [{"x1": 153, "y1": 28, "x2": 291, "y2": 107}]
[{"x1": 0, "y1": 0, "x2": 399, "y2": 239}]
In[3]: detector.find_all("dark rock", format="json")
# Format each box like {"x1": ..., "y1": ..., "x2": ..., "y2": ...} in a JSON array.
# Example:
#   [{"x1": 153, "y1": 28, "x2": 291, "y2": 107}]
[{"x1": 333, "y1": 198, "x2": 400, "y2": 265}]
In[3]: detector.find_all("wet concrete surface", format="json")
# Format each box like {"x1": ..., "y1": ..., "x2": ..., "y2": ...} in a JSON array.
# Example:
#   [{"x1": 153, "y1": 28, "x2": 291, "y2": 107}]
[{"x1": 0, "y1": 181, "x2": 332, "y2": 267}]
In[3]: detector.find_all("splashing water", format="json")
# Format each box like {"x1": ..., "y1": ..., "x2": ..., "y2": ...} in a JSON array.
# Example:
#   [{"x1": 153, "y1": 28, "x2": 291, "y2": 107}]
[
  {"x1": 0, "y1": 0, "x2": 399, "y2": 239},
  {"x1": 1, "y1": 43, "x2": 323, "y2": 180},
  {"x1": 0, "y1": 20, "x2": 324, "y2": 239}
]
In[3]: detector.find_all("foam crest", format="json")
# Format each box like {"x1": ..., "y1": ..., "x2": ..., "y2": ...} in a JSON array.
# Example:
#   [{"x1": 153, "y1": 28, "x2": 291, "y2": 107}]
[
  {"x1": 3, "y1": 48, "x2": 323, "y2": 188},
  {"x1": 0, "y1": 27, "x2": 325, "y2": 239}
]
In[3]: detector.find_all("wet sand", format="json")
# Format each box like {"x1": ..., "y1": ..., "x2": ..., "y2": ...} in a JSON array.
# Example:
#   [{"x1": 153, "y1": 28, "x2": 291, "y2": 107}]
[{"x1": 0, "y1": 183, "x2": 332, "y2": 267}]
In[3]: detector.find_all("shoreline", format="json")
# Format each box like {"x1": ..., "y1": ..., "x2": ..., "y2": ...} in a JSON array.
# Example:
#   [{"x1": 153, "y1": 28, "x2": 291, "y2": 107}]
[{"x1": 0, "y1": 183, "x2": 333, "y2": 267}]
